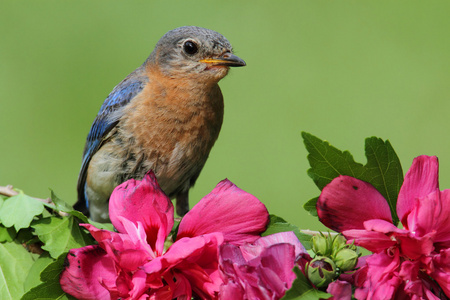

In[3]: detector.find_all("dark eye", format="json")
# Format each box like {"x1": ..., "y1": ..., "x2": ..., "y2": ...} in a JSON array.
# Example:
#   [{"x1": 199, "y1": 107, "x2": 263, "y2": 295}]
[{"x1": 183, "y1": 40, "x2": 198, "y2": 55}]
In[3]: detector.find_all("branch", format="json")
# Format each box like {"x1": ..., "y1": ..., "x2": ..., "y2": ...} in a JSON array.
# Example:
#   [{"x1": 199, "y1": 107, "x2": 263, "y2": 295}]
[
  {"x1": 300, "y1": 230, "x2": 338, "y2": 237},
  {"x1": 0, "y1": 185, "x2": 18, "y2": 197}
]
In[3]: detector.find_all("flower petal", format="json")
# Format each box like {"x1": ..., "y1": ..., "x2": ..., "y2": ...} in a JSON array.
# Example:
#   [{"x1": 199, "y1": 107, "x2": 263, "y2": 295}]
[
  {"x1": 177, "y1": 179, "x2": 269, "y2": 244},
  {"x1": 343, "y1": 229, "x2": 396, "y2": 253},
  {"x1": 128, "y1": 270, "x2": 151, "y2": 299},
  {"x1": 60, "y1": 245, "x2": 116, "y2": 300},
  {"x1": 117, "y1": 217, "x2": 155, "y2": 257},
  {"x1": 259, "y1": 243, "x2": 297, "y2": 293},
  {"x1": 363, "y1": 219, "x2": 406, "y2": 235},
  {"x1": 430, "y1": 248, "x2": 450, "y2": 298},
  {"x1": 109, "y1": 171, "x2": 174, "y2": 254},
  {"x1": 434, "y1": 190, "x2": 450, "y2": 244},
  {"x1": 397, "y1": 155, "x2": 439, "y2": 225},
  {"x1": 239, "y1": 232, "x2": 306, "y2": 261},
  {"x1": 396, "y1": 234, "x2": 435, "y2": 260},
  {"x1": 356, "y1": 250, "x2": 403, "y2": 300},
  {"x1": 317, "y1": 176, "x2": 392, "y2": 232},
  {"x1": 357, "y1": 219, "x2": 436, "y2": 259},
  {"x1": 327, "y1": 280, "x2": 353, "y2": 300},
  {"x1": 82, "y1": 223, "x2": 153, "y2": 271},
  {"x1": 171, "y1": 272, "x2": 193, "y2": 299},
  {"x1": 174, "y1": 264, "x2": 220, "y2": 299},
  {"x1": 219, "y1": 243, "x2": 247, "y2": 271},
  {"x1": 219, "y1": 242, "x2": 296, "y2": 299},
  {"x1": 219, "y1": 281, "x2": 244, "y2": 299},
  {"x1": 143, "y1": 233, "x2": 222, "y2": 273},
  {"x1": 142, "y1": 232, "x2": 224, "y2": 298},
  {"x1": 408, "y1": 190, "x2": 450, "y2": 245}
]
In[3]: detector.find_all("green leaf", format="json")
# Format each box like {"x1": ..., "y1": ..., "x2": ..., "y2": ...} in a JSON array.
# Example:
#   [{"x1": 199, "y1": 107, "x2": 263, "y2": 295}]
[
  {"x1": 47, "y1": 190, "x2": 113, "y2": 230},
  {"x1": 39, "y1": 253, "x2": 66, "y2": 282},
  {"x1": 31, "y1": 216, "x2": 94, "y2": 259},
  {"x1": 0, "y1": 193, "x2": 45, "y2": 231},
  {"x1": 15, "y1": 228, "x2": 36, "y2": 245},
  {"x1": 23, "y1": 254, "x2": 54, "y2": 293},
  {"x1": 303, "y1": 198, "x2": 318, "y2": 217},
  {"x1": 0, "y1": 242, "x2": 35, "y2": 300},
  {"x1": 21, "y1": 253, "x2": 76, "y2": 300},
  {"x1": 361, "y1": 138, "x2": 402, "y2": 224},
  {"x1": 42, "y1": 190, "x2": 74, "y2": 214},
  {"x1": 263, "y1": 215, "x2": 312, "y2": 250},
  {"x1": 42, "y1": 190, "x2": 90, "y2": 224},
  {"x1": 302, "y1": 132, "x2": 365, "y2": 191},
  {"x1": 88, "y1": 219, "x2": 114, "y2": 231},
  {"x1": 21, "y1": 280, "x2": 73, "y2": 300},
  {"x1": 281, "y1": 266, "x2": 332, "y2": 300},
  {"x1": 302, "y1": 132, "x2": 403, "y2": 225},
  {"x1": 0, "y1": 225, "x2": 17, "y2": 242}
]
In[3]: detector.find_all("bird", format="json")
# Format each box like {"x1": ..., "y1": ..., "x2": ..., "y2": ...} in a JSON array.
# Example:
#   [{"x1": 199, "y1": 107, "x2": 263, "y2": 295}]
[{"x1": 74, "y1": 26, "x2": 246, "y2": 222}]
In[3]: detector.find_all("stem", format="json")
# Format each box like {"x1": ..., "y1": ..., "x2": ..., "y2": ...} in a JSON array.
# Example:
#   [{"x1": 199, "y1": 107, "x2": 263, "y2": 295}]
[
  {"x1": 301, "y1": 230, "x2": 339, "y2": 237},
  {"x1": 0, "y1": 185, "x2": 18, "y2": 197}
]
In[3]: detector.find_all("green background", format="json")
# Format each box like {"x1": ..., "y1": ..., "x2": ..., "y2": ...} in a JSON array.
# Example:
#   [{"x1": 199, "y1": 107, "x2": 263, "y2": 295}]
[{"x1": 1, "y1": 1, "x2": 449, "y2": 231}]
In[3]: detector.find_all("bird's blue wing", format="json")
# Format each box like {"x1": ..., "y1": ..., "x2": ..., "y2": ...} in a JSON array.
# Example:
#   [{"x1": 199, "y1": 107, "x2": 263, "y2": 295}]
[{"x1": 75, "y1": 73, "x2": 148, "y2": 214}]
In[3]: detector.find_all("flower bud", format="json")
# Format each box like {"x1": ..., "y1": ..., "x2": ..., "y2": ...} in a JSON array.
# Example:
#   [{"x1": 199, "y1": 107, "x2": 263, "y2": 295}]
[
  {"x1": 311, "y1": 235, "x2": 330, "y2": 256},
  {"x1": 346, "y1": 241, "x2": 357, "y2": 251},
  {"x1": 333, "y1": 248, "x2": 359, "y2": 272},
  {"x1": 331, "y1": 234, "x2": 347, "y2": 254},
  {"x1": 307, "y1": 256, "x2": 337, "y2": 288}
]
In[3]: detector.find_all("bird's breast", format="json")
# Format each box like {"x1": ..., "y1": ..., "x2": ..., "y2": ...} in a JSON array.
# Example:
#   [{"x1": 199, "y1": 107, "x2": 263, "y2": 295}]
[{"x1": 115, "y1": 77, "x2": 224, "y2": 195}]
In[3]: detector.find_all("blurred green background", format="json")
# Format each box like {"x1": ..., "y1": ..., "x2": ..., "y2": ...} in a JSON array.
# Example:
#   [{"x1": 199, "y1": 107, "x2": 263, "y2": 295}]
[{"x1": 1, "y1": 1, "x2": 449, "y2": 231}]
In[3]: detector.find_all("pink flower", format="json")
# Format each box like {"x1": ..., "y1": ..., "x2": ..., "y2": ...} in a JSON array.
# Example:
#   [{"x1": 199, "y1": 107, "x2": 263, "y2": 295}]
[
  {"x1": 218, "y1": 232, "x2": 308, "y2": 300},
  {"x1": 317, "y1": 155, "x2": 450, "y2": 299},
  {"x1": 326, "y1": 280, "x2": 353, "y2": 300},
  {"x1": 327, "y1": 256, "x2": 368, "y2": 300},
  {"x1": 60, "y1": 171, "x2": 270, "y2": 300}
]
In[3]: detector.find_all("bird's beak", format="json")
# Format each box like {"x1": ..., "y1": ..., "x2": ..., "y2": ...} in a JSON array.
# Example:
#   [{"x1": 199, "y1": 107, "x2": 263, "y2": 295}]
[{"x1": 200, "y1": 53, "x2": 246, "y2": 67}]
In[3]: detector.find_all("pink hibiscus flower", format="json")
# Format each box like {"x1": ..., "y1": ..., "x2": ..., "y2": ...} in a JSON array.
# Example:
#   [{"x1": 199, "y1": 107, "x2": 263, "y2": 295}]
[
  {"x1": 60, "y1": 171, "x2": 270, "y2": 300},
  {"x1": 317, "y1": 155, "x2": 450, "y2": 299},
  {"x1": 218, "y1": 231, "x2": 309, "y2": 299}
]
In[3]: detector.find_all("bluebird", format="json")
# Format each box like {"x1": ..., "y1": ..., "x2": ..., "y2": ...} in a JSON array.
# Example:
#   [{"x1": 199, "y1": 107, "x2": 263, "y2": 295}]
[{"x1": 74, "y1": 26, "x2": 246, "y2": 222}]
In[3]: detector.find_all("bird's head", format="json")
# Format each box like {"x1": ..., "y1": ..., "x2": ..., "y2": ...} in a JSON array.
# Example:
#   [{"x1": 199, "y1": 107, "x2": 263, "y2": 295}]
[{"x1": 147, "y1": 26, "x2": 246, "y2": 83}]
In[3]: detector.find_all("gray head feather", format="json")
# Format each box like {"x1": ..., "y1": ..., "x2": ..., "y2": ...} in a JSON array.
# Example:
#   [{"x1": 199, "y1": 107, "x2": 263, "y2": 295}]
[{"x1": 146, "y1": 26, "x2": 236, "y2": 80}]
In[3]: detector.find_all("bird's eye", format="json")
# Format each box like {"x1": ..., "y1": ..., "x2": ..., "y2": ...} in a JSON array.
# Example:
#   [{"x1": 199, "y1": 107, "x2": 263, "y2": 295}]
[{"x1": 183, "y1": 40, "x2": 198, "y2": 55}]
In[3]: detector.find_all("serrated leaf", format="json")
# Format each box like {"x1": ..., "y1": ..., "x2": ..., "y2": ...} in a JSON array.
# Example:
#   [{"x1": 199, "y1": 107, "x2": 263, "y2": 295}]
[
  {"x1": 263, "y1": 215, "x2": 312, "y2": 250},
  {"x1": 281, "y1": 266, "x2": 332, "y2": 300},
  {"x1": 0, "y1": 242, "x2": 35, "y2": 300},
  {"x1": 31, "y1": 216, "x2": 94, "y2": 258},
  {"x1": 302, "y1": 132, "x2": 403, "y2": 225},
  {"x1": 0, "y1": 194, "x2": 45, "y2": 231},
  {"x1": 303, "y1": 198, "x2": 318, "y2": 217},
  {"x1": 302, "y1": 132, "x2": 365, "y2": 191},
  {"x1": 21, "y1": 253, "x2": 76, "y2": 300},
  {"x1": 361, "y1": 138, "x2": 402, "y2": 224}
]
